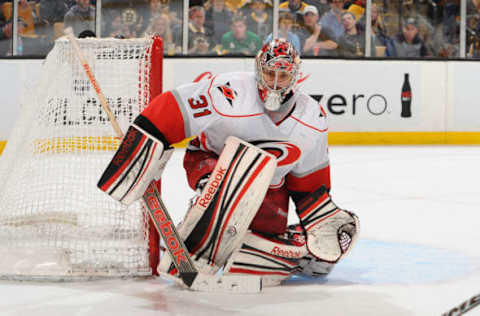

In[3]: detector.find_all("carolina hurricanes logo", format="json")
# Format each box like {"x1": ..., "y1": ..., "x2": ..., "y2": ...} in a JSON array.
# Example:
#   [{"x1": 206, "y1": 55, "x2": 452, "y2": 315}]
[
  {"x1": 250, "y1": 140, "x2": 301, "y2": 167},
  {"x1": 217, "y1": 81, "x2": 237, "y2": 106}
]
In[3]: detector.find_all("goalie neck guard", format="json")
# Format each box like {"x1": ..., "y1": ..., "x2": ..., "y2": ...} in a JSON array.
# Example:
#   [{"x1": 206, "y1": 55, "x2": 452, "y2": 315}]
[{"x1": 255, "y1": 38, "x2": 301, "y2": 112}]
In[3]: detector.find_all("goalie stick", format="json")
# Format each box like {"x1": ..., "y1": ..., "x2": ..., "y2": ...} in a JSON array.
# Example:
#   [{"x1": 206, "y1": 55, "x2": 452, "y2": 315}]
[
  {"x1": 441, "y1": 292, "x2": 480, "y2": 316},
  {"x1": 65, "y1": 28, "x2": 261, "y2": 293}
]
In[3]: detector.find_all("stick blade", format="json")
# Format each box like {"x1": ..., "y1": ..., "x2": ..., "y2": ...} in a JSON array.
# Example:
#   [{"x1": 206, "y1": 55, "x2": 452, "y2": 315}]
[{"x1": 190, "y1": 273, "x2": 262, "y2": 294}]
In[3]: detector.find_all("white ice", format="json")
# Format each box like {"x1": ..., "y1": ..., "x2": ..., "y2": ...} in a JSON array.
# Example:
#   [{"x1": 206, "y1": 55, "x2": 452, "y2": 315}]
[{"x1": 1, "y1": 146, "x2": 479, "y2": 316}]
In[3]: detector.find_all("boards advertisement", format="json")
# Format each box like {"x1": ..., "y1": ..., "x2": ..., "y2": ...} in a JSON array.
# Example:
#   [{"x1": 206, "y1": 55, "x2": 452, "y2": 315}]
[{"x1": 0, "y1": 58, "x2": 479, "y2": 146}]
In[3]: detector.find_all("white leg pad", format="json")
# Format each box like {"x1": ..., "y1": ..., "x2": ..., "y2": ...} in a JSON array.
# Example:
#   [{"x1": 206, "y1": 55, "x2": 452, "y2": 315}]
[
  {"x1": 158, "y1": 136, "x2": 277, "y2": 276},
  {"x1": 224, "y1": 231, "x2": 308, "y2": 287}
]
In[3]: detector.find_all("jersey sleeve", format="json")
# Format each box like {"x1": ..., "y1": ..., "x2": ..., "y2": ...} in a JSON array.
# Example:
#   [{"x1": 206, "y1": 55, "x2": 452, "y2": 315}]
[
  {"x1": 286, "y1": 156, "x2": 330, "y2": 204},
  {"x1": 170, "y1": 78, "x2": 220, "y2": 138},
  {"x1": 286, "y1": 102, "x2": 330, "y2": 204},
  {"x1": 133, "y1": 78, "x2": 218, "y2": 146}
]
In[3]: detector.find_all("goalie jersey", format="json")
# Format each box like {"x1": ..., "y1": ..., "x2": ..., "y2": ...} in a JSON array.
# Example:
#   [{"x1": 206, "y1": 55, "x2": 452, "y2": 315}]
[{"x1": 136, "y1": 71, "x2": 330, "y2": 195}]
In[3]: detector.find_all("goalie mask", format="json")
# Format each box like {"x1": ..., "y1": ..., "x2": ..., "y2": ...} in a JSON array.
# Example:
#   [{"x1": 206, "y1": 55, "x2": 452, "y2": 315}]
[{"x1": 256, "y1": 38, "x2": 301, "y2": 112}]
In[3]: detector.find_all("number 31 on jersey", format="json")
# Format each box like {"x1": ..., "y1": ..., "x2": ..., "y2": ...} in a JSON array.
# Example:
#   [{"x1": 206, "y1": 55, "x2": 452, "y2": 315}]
[{"x1": 188, "y1": 95, "x2": 211, "y2": 118}]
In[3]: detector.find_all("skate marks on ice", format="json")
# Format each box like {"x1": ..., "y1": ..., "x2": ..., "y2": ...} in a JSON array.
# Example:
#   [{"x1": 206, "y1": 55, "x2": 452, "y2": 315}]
[
  {"x1": 148, "y1": 278, "x2": 413, "y2": 316},
  {"x1": 0, "y1": 277, "x2": 409, "y2": 316}
]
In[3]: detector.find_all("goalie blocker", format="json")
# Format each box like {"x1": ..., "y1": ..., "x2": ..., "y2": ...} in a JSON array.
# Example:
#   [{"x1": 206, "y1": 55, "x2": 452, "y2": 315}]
[{"x1": 97, "y1": 121, "x2": 173, "y2": 205}]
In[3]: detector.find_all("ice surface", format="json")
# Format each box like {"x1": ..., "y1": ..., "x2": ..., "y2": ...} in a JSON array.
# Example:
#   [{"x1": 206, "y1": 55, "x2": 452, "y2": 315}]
[{"x1": 1, "y1": 146, "x2": 479, "y2": 316}]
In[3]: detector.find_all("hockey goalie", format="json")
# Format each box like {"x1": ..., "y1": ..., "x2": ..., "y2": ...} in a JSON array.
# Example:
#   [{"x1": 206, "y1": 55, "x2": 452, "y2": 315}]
[{"x1": 98, "y1": 39, "x2": 359, "y2": 288}]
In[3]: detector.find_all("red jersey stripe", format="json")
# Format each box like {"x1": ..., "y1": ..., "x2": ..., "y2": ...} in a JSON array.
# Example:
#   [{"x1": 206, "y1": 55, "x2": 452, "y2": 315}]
[
  {"x1": 286, "y1": 165, "x2": 331, "y2": 193},
  {"x1": 291, "y1": 115, "x2": 328, "y2": 133}
]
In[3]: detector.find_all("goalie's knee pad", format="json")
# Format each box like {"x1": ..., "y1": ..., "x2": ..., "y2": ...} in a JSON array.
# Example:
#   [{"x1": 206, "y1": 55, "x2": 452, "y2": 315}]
[
  {"x1": 223, "y1": 231, "x2": 308, "y2": 287},
  {"x1": 296, "y1": 186, "x2": 360, "y2": 263}
]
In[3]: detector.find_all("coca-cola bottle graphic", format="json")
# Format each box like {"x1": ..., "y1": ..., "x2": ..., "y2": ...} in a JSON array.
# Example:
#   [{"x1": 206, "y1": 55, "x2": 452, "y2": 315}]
[{"x1": 401, "y1": 73, "x2": 412, "y2": 118}]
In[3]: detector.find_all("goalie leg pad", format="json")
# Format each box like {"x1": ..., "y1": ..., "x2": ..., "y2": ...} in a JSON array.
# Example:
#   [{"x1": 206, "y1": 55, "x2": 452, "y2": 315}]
[
  {"x1": 223, "y1": 231, "x2": 308, "y2": 287},
  {"x1": 296, "y1": 186, "x2": 360, "y2": 263},
  {"x1": 97, "y1": 124, "x2": 173, "y2": 205},
  {"x1": 158, "y1": 136, "x2": 276, "y2": 275}
]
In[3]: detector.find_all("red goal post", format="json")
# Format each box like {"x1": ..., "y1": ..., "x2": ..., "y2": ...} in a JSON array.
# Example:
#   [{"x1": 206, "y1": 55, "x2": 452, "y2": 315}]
[{"x1": 0, "y1": 36, "x2": 163, "y2": 280}]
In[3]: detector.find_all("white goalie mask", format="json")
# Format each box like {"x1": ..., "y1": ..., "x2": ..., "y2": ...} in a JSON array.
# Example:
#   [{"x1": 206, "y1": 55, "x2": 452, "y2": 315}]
[{"x1": 255, "y1": 39, "x2": 301, "y2": 112}]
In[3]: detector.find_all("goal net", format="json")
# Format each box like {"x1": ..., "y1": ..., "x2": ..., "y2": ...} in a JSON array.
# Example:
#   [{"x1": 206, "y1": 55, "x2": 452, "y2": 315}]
[{"x1": 0, "y1": 36, "x2": 163, "y2": 280}]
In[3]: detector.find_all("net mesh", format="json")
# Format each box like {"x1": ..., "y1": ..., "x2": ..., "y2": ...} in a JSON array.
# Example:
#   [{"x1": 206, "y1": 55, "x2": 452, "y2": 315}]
[{"x1": 0, "y1": 37, "x2": 160, "y2": 280}]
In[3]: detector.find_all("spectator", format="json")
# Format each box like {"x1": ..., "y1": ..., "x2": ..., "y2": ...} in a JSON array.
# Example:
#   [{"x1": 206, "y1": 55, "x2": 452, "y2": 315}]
[
  {"x1": 107, "y1": 13, "x2": 134, "y2": 38},
  {"x1": 424, "y1": 0, "x2": 442, "y2": 27},
  {"x1": 241, "y1": 0, "x2": 272, "y2": 42},
  {"x1": 65, "y1": 0, "x2": 76, "y2": 10},
  {"x1": 190, "y1": 0, "x2": 207, "y2": 7},
  {"x1": 102, "y1": 0, "x2": 149, "y2": 38},
  {"x1": 0, "y1": 9, "x2": 11, "y2": 56},
  {"x1": 391, "y1": 17, "x2": 430, "y2": 58},
  {"x1": 264, "y1": 12, "x2": 301, "y2": 52},
  {"x1": 336, "y1": 11, "x2": 372, "y2": 57},
  {"x1": 304, "y1": 0, "x2": 329, "y2": 19},
  {"x1": 297, "y1": 5, "x2": 337, "y2": 56},
  {"x1": 172, "y1": 6, "x2": 214, "y2": 55},
  {"x1": 148, "y1": 0, "x2": 166, "y2": 17},
  {"x1": 221, "y1": 13, "x2": 262, "y2": 55},
  {"x1": 147, "y1": 0, "x2": 181, "y2": 29},
  {"x1": 467, "y1": 33, "x2": 480, "y2": 58},
  {"x1": 467, "y1": 0, "x2": 480, "y2": 57},
  {"x1": 357, "y1": 3, "x2": 394, "y2": 57},
  {"x1": 64, "y1": 0, "x2": 95, "y2": 37},
  {"x1": 434, "y1": 0, "x2": 460, "y2": 58},
  {"x1": 205, "y1": 0, "x2": 233, "y2": 45},
  {"x1": 417, "y1": 14, "x2": 436, "y2": 55},
  {"x1": 342, "y1": 0, "x2": 353, "y2": 9},
  {"x1": 469, "y1": 0, "x2": 480, "y2": 15},
  {"x1": 1, "y1": 0, "x2": 39, "y2": 54},
  {"x1": 0, "y1": 15, "x2": 28, "y2": 56},
  {"x1": 16, "y1": 0, "x2": 37, "y2": 36},
  {"x1": 345, "y1": 0, "x2": 364, "y2": 21},
  {"x1": 37, "y1": 0, "x2": 68, "y2": 41},
  {"x1": 319, "y1": 0, "x2": 345, "y2": 41},
  {"x1": 40, "y1": 0, "x2": 68, "y2": 26},
  {"x1": 279, "y1": 0, "x2": 308, "y2": 29},
  {"x1": 224, "y1": 0, "x2": 247, "y2": 12},
  {"x1": 144, "y1": 14, "x2": 177, "y2": 55}
]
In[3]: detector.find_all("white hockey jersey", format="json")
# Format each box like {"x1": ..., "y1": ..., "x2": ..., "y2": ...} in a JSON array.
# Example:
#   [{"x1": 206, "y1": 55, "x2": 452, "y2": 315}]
[{"x1": 140, "y1": 72, "x2": 330, "y2": 193}]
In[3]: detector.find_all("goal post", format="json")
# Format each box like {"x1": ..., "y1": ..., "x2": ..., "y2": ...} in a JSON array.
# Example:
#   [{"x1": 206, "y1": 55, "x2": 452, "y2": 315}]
[{"x1": 0, "y1": 36, "x2": 163, "y2": 280}]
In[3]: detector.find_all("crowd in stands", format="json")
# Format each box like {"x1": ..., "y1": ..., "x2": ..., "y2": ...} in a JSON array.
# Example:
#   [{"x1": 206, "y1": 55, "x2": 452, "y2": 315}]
[{"x1": 1, "y1": 0, "x2": 480, "y2": 58}]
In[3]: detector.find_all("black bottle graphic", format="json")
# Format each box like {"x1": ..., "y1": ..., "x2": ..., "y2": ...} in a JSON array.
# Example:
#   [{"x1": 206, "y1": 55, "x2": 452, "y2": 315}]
[{"x1": 401, "y1": 73, "x2": 412, "y2": 118}]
